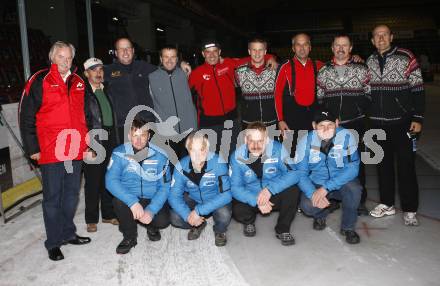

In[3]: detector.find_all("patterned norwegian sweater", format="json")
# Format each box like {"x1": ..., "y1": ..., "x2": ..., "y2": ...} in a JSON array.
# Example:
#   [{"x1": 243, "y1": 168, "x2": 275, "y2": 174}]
[
  {"x1": 366, "y1": 46, "x2": 425, "y2": 124},
  {"x1": 317, "y1": 58, "x2": 371, "y2": 124},
  {"x1": 235, "y1": 64, "x2": 277, "y2": 125}
]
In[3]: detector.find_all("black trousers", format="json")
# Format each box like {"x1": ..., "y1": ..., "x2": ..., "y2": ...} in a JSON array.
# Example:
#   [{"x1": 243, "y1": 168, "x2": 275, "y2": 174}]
[
  {"x1": 372, "y1": 120, "x2": 419, "y2": 212},
  {"x1": 284, "y1": 114, "x2": 314, "y2": 156},
  {"x1": 202, "y1": 118, "x2": 240, "y2": 162},
  {"x1": 113, "y1": 198, "x2": 170, "y2": 240},
  {"x1": 83, "y1": 128, "x2": 117, "y2": 223},
  {"x1": 341, "y1": 119, "x2": 368, "y2": 204},
  {"x1": 232, "y1": 186, "x2": 300, "y2": 234}
]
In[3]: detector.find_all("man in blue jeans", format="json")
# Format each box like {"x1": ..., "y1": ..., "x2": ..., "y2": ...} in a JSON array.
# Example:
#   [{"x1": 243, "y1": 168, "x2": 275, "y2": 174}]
[
  {"x1": 169, "y1": 132, "x2": 232, "y2": 247},
  {"x1": 296, "y1": 108, "x2": 362, "y2": 244}
]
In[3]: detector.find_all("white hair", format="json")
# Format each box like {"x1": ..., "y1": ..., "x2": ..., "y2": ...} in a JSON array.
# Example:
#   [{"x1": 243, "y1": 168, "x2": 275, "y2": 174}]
[{"x1": 48, "y1": 41, "x2": 76, "y2": 62}]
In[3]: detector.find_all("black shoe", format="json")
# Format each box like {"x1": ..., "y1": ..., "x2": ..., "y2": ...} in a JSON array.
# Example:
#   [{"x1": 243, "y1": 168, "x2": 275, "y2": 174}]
[
  {"x1": 313, "y1": 218, "x2": 326, "y2": 230},
  {"x1": 63, "y1": 234, "x2": 91, "y2": 245},
  {"x1": 214, "y1": 232, "x2": 227, "y2": 247},
  {"x1": 116, "y1": 238, "x2": 137, "y2": 254},
  {"x1": 276, "y1": 232, "x2": 296, "y2": 246},
  {"x1": 357, "y1": 203, "x2": 369, "y2": 216},
  {"x1": 188, "y1": 221, "x2": 207, "y2": 240},
  {"x1": 328, "y1": 200, "x2": 340, "y2": 213},
  {"x1": 48, "y1": 247, "x2": 64, "y2": 261},
  {"x1": 340, "y1": 229, "x2": 360, "y2": 244},
  {"x1": 243, "y1": 223, "x2": 256, "y2": 237},
  {"x1": 147, "y1": 229, "x2": 161, "y2": 241}
]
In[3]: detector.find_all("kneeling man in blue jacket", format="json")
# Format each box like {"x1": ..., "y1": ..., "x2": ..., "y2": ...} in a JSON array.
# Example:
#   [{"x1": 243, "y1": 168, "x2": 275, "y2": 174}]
[
  {"x1": 230, "y1": 122, "x2": 303, "y2": 246},
  {"x1": 169, "y1": 132, "x2": 232, "y2": 247},
  {"x1": 296, "y1": 108, "x2": 362, "y2": 244},
  {"x1": 106, "y1": 118, "x2": 171, "y2": 254}
]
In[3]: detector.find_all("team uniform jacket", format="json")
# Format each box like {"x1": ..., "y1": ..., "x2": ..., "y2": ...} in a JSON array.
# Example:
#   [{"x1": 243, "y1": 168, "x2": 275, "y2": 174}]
[
  {"x1": 366, "y1": 46, "x2": 425, "y2": 124},
  {"x1": 229, "y1": 140, "x2": 304, "y2": 207},
  {"x1": 235, "y1": 63, "x2": 277, "y2": 125},
  {"x1": 294, "y1": 127, "x2": 360, "y2": 198},
  {"x1": 19, "y1": 64, "x2": 88, "y2": 164},
  {"x1": 105, "y1": 143, "x2": 170, "y2": 215},
  {"x1": 317, "y1": 58, "x2": 371, "y2": 124},
  {"x1": 168, "y1": 153, "x2": 231, "y2": 221}
]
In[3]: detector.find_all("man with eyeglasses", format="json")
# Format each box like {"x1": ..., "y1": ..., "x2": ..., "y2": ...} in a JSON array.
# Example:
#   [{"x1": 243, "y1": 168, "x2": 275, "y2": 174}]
[{"x1": 104, "y1": 38, "x2": 191, "y2": 144}]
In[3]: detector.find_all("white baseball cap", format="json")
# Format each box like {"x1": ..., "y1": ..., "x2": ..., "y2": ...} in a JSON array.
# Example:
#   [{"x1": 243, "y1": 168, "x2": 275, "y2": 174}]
[{"x1": 83, "y1": 57, "x2": 103, "y2": 70}]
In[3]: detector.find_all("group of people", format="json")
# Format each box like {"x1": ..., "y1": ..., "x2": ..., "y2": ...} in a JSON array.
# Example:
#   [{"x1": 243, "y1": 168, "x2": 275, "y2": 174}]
[{"x1": 18, "y1": 23, "x2": 424, "y2": 261}]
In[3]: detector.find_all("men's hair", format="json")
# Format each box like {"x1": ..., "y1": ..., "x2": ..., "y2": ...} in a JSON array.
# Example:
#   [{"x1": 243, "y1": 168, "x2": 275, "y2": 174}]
[
  {"x1": 48, "y1": 41, "x2": 75, "y2": 62},
  {"x1": 332, "y1": 33, "x2": 352, "y2": 46},
  {"x1": 185, "y1": 132, "x2": 210, "y2": 151},
  {"x1": 245, "y1": 121, "x2": 267, "y2": 135},
  {"x1": 130, "y1": 117, "x2": 148, "y2": 132},
  {"x1": 371, "y1": 24, "x2": 393, "y2": 36},
  {"x1": 159, "y1": 44, "x2": 178, "y2": 57},
  {"x1": 248, "y1": 37, "x2": 268, "y2": 49},
  {"x1": 114, "y1": 37, "x2": 133, "y2": 50},
  {"x1": 291, "y1": 33, "x2": 311, "y2": 45}
]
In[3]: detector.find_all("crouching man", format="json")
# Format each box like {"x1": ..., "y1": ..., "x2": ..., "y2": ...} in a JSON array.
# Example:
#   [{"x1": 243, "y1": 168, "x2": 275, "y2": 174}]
[
  {"x1": 106, "y1": 118, "x2": 171, "y2": 254},
  {"x1": 169, "y1": 132, "x2": 232, "y2": 247},
  {"x1": 296, "y1": 108, "x2": 362, "y2": 244},
  {"x1": 230, "y1": 122, "x2": 302, "y2": 246}
]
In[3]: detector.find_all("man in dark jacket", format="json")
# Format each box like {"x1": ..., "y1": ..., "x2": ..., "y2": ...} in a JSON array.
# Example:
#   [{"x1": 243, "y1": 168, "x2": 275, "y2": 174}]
[
  {"x1": 367, "y1": 25, "x2": 425, "y2": 226},
  {"x1": 83, "y1": 57, "x2": 118, "y2": 233},
  {"x1": 105, "y1": 38, "x2": 191, "y2": 144},
  {"x1": 19, "y1": 41, "x2": 91, "y2": 261}
]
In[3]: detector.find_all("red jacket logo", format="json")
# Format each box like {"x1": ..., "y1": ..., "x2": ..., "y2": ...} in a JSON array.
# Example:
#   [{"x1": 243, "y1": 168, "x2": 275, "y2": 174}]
[{"x1": 202, "y1": 74, "x2": 211, "y2": 80}]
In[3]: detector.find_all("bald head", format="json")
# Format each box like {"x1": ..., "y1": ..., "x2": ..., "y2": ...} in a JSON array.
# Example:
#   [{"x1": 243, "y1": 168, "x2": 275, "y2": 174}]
[
  {"x1": 291, "y1": 33, "x2": 311, "y2": 46},
  {"x1": 371, "y1": 25, "x2": 393, "y2": 54},
  {"x1": 291, "y1": 33, "x2": 311, "y2": 63}
]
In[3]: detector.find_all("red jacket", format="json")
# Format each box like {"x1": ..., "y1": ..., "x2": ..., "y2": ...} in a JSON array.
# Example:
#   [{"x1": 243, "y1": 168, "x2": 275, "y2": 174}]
[
  {"x1": 274, "y1": 58, "x2": 324, "y2": 124},
  {"x1": 189, "y1": 56, "x2": 272, "y2": 127},
  {"x1": 19, "y1": 64, "x2": 89, "y2": 164},
  {"x1": 189, "y1": 58, "x2": 239, "y2": 127}
]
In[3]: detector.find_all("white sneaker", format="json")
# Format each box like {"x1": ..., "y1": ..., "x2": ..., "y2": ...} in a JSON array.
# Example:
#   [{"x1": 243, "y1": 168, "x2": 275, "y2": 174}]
[
  {"x1": 370, "y1": 204, "x2": 396, "y2": 218},
  {"x1": 403, "y1": 212, "x2": 419, "y2": 226}
]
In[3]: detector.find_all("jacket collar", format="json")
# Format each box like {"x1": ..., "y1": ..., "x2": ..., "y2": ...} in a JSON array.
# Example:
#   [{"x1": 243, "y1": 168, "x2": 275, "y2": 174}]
[
  {"x1": 374, "y1": 46, "x2": 397, "y2": 58},
  {"x1": 50, "y1": 64, "x2": 77, "y2": 82}
]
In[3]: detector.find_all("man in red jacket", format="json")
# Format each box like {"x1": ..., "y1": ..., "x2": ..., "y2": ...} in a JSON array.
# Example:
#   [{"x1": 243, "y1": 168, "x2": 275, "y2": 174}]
[
  {"x1": 275, "y1": 33, "x2": 324, "y2": 145},
  {"x1": 189, "y1": 40, "x2": 276, "y2": 160},
  {"x1": 19, "y1": 41, "x2": 91, "y2": 261}
]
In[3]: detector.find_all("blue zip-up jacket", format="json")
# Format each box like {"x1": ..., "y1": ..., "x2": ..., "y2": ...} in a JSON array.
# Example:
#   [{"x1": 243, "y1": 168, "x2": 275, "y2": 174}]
[
  {"x1": 295, "y1": 127, "x2": 360, "y2": 198},
  {"x1": 169, "y1": 153, "x2": 231, "y2": 221},
  {"x1": 105, "y1": 142, "x2": 170, "y2": 215},
  {"x1": 230, "y1": 140, "x2": 304, "y2": 207},
  {"x1": 168, "y1": 153, "x2": 232, "y2": 221}
]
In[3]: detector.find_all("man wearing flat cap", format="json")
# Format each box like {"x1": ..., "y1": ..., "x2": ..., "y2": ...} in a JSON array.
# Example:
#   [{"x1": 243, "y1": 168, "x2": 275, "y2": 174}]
[
  {"x1": 294, "y1": 108, "x2": 362, "y2": 244},
  {"x1": 83, "y1": 57, "x2": 119, "y2": 233}
]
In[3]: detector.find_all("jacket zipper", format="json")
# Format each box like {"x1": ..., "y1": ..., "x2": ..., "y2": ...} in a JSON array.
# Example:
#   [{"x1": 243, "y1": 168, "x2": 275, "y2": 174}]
[
  {"x1": 395, "y1": 97, "x2": 408, "y2": 113},
  {"x1": 259, "y1": 92, "x2": 263, "y2": 122},
  {"x1": 169, "y1": 74, "x2": 181, "y2": 133},
  {"x1": 213, "y1": 66, "x2": 226, "y2": 115}
]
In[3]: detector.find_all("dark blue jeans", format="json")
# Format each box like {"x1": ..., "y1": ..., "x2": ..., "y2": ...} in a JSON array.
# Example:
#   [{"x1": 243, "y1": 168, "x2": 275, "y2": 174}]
[
  {"x1": 40, "y1": 160, "x2": 82, "y2": 250},
  {"x1": 300, "y1": 179, "x2": 362, "y2": 230},
  {"x1": 170, "y1": 194, "x2": 232, "y2": 234}
]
